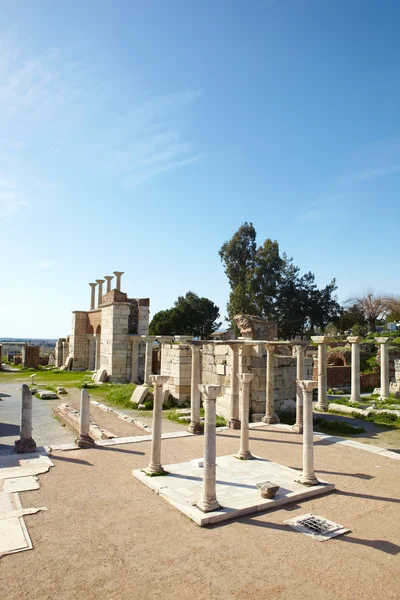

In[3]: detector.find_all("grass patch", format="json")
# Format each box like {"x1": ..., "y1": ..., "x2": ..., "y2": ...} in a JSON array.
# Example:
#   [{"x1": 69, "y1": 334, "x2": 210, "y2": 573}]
[
  {"x1": 327, "y1": 397, "x2": 364, "y2": 409},
  {"x1": 314, "y1": 416, "x2": 365, "y2": 435}
]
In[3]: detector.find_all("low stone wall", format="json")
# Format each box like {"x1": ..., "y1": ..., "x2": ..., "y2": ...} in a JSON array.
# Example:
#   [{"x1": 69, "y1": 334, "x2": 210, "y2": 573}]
[
  {"x1": 161, "y1": 341, "x2": 312, "y2": 415},
  {"x1": 360, "y1": 371, "x2": 380, "y2": 389},
  {"x1": 326, "y1": 366, "x2": 351, "y2": 387}
]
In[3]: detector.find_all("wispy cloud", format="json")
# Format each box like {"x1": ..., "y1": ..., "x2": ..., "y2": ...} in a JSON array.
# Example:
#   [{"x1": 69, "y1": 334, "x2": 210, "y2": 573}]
[
  {"x1": 296, "y1": 195, "x2": 340, "y2": 224},
  {"x1": 0, "y1": 175, "x2": 27, "y2": 218},
  {"x1": 0, "y1": 31, "x2": 204, "y2": 188},
  {"x1": 338, "y1": 165, "x2": 400, "y2": 185}
]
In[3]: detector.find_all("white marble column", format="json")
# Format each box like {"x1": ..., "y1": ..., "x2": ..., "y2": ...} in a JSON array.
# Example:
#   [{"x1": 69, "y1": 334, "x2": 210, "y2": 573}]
[
  {"x1": 76, "y1": 389, "x2": 95, "y2": 448},
  {"x1": 376, "y1": 337, "x2": 390, "y2": 400},
  {"x1": 189, "y1": 344, "x2": 202, "y2": 434},
  {"x1": 144, "y1": 336, "x2": 156, "y2": 385},
  {"x1": 96, "y1": 279, "x2": 105, "y2": 307},
  {"x1": 89, "y1": 283, "x2": 97, "y2": 311},
  {"x1": 197, "y1": 384, "x2": 221, "y2": 513},
  {"x1": 228, "y1": 343, "x2": 241, "y2": 429},
  {"x1": 104, "y1": 275, "x2": 114, "y2": 293},
  {"x1": 113, "y1": 271, "x2": 124, "y2": 291},
  {"x1": 95, "y1": 335, "x2": 101, "y2": 370},
  {"x1": 131, "y1": 339, "x2": 140, "y2": 383},
  {"x1": 311, "y1": 336, "x2": 331, "y2": 411},
  {"x1": 347, "y1": 336, "x2": 363, "y2": 403},
  {"x1": 236, "y1": 373, "x2": 253, "y2": 459},
  {"x1": 292, "y1": 344, "x2": 306, "y2": 433},
  {"x1": 144, "y1": 375, "x2": 169, "y2": 475},
  {"x1": 262, "y1": 343, "x2": 279, "y2": 424},
  {"x1": 15, "y1": 384, "x2": 36, "y2": 453},
  {"x1": 298, "y1": 380, "x2": 319, "y2": 486}
]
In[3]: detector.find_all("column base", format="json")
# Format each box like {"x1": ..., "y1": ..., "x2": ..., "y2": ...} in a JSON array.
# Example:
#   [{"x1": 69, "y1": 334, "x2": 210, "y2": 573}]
[
  {"x1": 229, "y1": 418, "x2": 241, "y2": 430},
  {"x1": 234, "y1": 451, "x2": 254, "y2": 460},
  {"x1": 188, "y1": 421, "x2": 203, "y2": 435},
  {"x1": 262, "y1": 413, "x2": 280, "y2": 425},
  {"x1": 196, "y1": 497, "x2": 221, "y2": 513},
  {"x1": 291, "y1": 424, "x2": 303, "y2": 433},
  {"x1": 75, "y1": 434, "x2": 95, "y2": 448},
  {"x1": 143, "y1": 465, "x2": 166, "y2": 477},
  {"x1": 297, "y1": 475, "x2": 320, "y2": 487},
  {"x1": 14, "y1": 438, "x2": 36, "y2": 454},
  {"x1": 316, "y1": 402, "x2": 328, "y2": 412}
]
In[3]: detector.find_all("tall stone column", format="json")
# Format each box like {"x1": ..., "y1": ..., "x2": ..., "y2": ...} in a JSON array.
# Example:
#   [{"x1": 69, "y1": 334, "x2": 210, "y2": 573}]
[
  {"x1": 228, "y1": 343, "x2": 241, "y2": 429},
  {"x1": 236, "y1": 373, "x2": 253, "y2": 459},
  {"x1": 262, "y1": 343, "x2": 279, "y2": 424},
  {"x1": 144, "y1": 375, "x2": 169, "y2": 475},
  {"x1": 292, "y1": 344, "x2": 306, "y2": 433},
  {"x1": 96, "y1": 279, "x2": 105, "y2": 307},
  {"x1": 131, "y1": 339, "x2": 140, "y2": 383},
  {"x1": 89, "y1": 283, "x2": 97, "y2": 311},
  {"x1": 188, "y1": 344, "x2": 202, "y2": 434},
  {"x1": 298, "y1": 380, "x2": 319, "y2": 486},
  {"x1": 376, "y1": 337, "x2": 390, "y2": 400},
  {"x1": 347, "y1": 336, "x2": 363, "y2": 403},
  {"x1": 104, "y1": 275, "x2": 114, "y2": 293},
  {"x1": 76, "y1": 389, "x2": 95, "y2": 448},
  {"x1": 15, "y1": 385, "x2": 36, "y2": 453},
  {"x1": 113, "y1": 271, "x2": 124, "y2": 291},
  {"x1": 197, "y1": 384, "x2": 221, "y2": 513},
  {"x1": 311, "y1": 336, "x2": 331, "y2": 411},
  {"x1": 144, "y1": 336, "x2": 156, "y2": 385}
]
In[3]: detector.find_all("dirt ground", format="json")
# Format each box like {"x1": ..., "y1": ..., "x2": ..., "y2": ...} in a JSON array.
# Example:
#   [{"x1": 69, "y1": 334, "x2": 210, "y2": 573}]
[
  {"x1": 2, "y1": 426, "x2": 400, "y2": 600},
  {"x1": 70, "y1": 401, "x2": 149, "y2": 438}
]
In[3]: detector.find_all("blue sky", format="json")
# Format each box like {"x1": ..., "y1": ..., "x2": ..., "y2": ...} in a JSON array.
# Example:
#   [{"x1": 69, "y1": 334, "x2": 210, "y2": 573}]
[{"x1": 1, "y1": 0, "x2": 399, "y2": 338}]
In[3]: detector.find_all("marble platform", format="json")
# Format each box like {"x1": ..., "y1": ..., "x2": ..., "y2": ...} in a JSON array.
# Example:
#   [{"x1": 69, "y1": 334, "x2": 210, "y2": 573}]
[{"x1": 132, "y1": 454, "x2": 335, "y2": 526}]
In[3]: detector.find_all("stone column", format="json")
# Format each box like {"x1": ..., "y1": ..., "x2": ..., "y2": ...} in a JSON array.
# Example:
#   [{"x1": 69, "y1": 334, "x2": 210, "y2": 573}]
[
  {"x1": 15, "y1": 384, "x2": 36, "y2": 453},
  {"x1": 376, "y1": 337, "x2": 390, "y2": 400},
  {"x1": 347, "y1": 336, "x2": 363, "y2": 403},
  {"x1": 262, "y1": 343, "x2": 279, "y2": 424},
  {"x1": 131, "y1": 339, "x2": 140, "y2": 383},
  {"x1": 96, "y1": 279, "x2": 105, "y2": 307},
  {"x1": 76, "y1": 389, "x2": 95, "y2": 448},
  {"x1": 197, "y1": 384, "x2": 221, "y2": 513},
  {"x1": 228, "y1": 343, "x2": 241, "y2": 429},
  {"x1": 298, "y1": 380, "x2": 319, "y2": 486},
  {"x1": 311, "y1": 336, "x2": 331, "y2": 411},
  {"x1": 113, "y1": 271, "x2": 124, "y2": 291},
  {"x1": 104, "y1": 275, "x2": 114, "y2": 293},
  {"x1": 89, "y1": 283, "x2": 97, "y2": 311},
  {"x1": 188, "y1": 344, "x2": 202, "y2": 434},
  {"x1": 236, "y1": 373, "x2": 253, "y2": 459},
  {"x1": 144, "y1": 336, "x2": 156, "y2": 385},
  {"x1": 292, "y1": 344, "x2": 306, "y2": 433},
  {"x1": 144, "y1": 375, "x2": 169, "y2": 474}
]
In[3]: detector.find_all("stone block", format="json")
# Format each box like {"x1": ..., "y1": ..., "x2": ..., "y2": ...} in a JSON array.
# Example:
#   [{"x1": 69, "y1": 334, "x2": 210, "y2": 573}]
[
  {"x1": 38, "y1": 391, "x2": 59, "y2": 399},
  {"x1": 131, "y1": 385, "x2": 150, "y2": 405},
  {"x1": 256, "y1": 481, "x2": 280, "y2": 499}
]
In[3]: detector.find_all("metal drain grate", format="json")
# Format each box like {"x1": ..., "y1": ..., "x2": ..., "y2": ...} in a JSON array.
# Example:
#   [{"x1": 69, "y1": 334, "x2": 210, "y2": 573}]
[{"x1": 283, "y1": 513, "x2": 350, "y2": 541}]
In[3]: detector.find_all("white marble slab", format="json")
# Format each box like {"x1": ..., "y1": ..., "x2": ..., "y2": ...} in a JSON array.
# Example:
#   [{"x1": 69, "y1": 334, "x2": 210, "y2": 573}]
[{"x1": 133, "y1": 454, "x2": 335, "y2": 526}]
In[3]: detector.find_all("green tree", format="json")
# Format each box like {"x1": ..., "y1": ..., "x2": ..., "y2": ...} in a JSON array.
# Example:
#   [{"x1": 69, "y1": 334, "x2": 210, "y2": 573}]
[
  {"x1": 219, "y1": 223, "x2": 340, "y2": 339},
  {"x1": 149, "y1": 292, "x2": 221, "y2": 338}
]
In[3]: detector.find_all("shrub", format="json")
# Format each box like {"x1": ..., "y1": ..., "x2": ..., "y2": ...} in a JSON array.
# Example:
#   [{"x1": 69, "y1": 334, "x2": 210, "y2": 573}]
[{"x1": 278, "y1": 409, "x2": 296, "y2": 426}]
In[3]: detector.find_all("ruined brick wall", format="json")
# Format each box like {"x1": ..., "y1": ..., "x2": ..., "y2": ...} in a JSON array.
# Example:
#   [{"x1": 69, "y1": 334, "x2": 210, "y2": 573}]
[
  {"x1": 69, "y1": 311, "x2": 89, "y2": 370},
  {"x1": 160, "y1": 343, "x2": 191, "y2": 402},
  {"x1": 326, "y1": 366, "x2": 351, "y2": 387},
  {"x1": 138, "y1": 299, "x2": 150, "y2": 335},
  {"x1": 22, "y1": 346, "x2": 40, "y2": 369},
  {"x1": 100, "y1": 303, "x2": 130, "y2": 382},
  {"x1": 87, "y1": 310, "x2": 101, "y2": 333},
  {"x1": 127, "y1": 299, "x2": 138, "y2": 334},
  {"x1": 360, "y1": 371, "x2": 380, "y2": 389}
]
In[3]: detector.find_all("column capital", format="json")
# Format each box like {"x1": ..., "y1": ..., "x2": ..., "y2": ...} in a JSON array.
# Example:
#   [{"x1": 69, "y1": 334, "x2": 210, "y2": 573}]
[
  {"x1": 113, "y1": 271, "x2": 124, "y2": 277},
  {"x1": 265, "y1": 342, "x2": 276, "y2": 351},
  {"x1": 189, "y1": 343, "x2": 201, "y2": 353},
  {"x1": 298, "y1": 380, "x2": 317, "y2": 393},
  {"x1": 152, "y1": 375, "x2": 169, "y2": 387},
  {"x1": 238, "y1": 373, "x2": 253, "y2": 384},
  {"x1": 311, "y1": 336, "x2": 332, "y2": 344},
  {"x1": 89, "y1": 282, "x2": 97, "y2": 288},
  {"x1": 346, "y1": 336, "x2": 363, "y2": 344},
  {"x1": 375, "y1": 337, "x2": 390, "y2": 344},
  {"x1": 96, "y1": 278, "x2": 105, "y2": 285},
  {"x1": 198, "y1": 384, "x2": 221, "y2": 400},
  {"x1": 104, "y1": 275, "x2": 114, "y2": 281},
  {"x1": 142, "y1": 335, "x2": 157, "y2": 342}
]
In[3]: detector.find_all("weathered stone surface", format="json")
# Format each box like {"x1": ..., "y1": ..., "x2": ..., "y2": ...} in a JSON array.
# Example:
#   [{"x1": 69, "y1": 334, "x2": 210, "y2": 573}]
[
  {"x1": 57, "y1": 387, "x2": 67, "y2": 394},
  {"x1": 256, "y1": 481, "x2": 280, "y2": 499},
  {"x1": 38, "y1": 391, "x2": 59, "y2": 399},
  {"x1": 94, "y1": 369, "x2": 107, "y2": 383},
  {"x1": 233, "y1": 314, "x2": 278, "y2": 340},
  {"x1": 131, "y1": 385, "x2": 150, "y2": 405}
]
